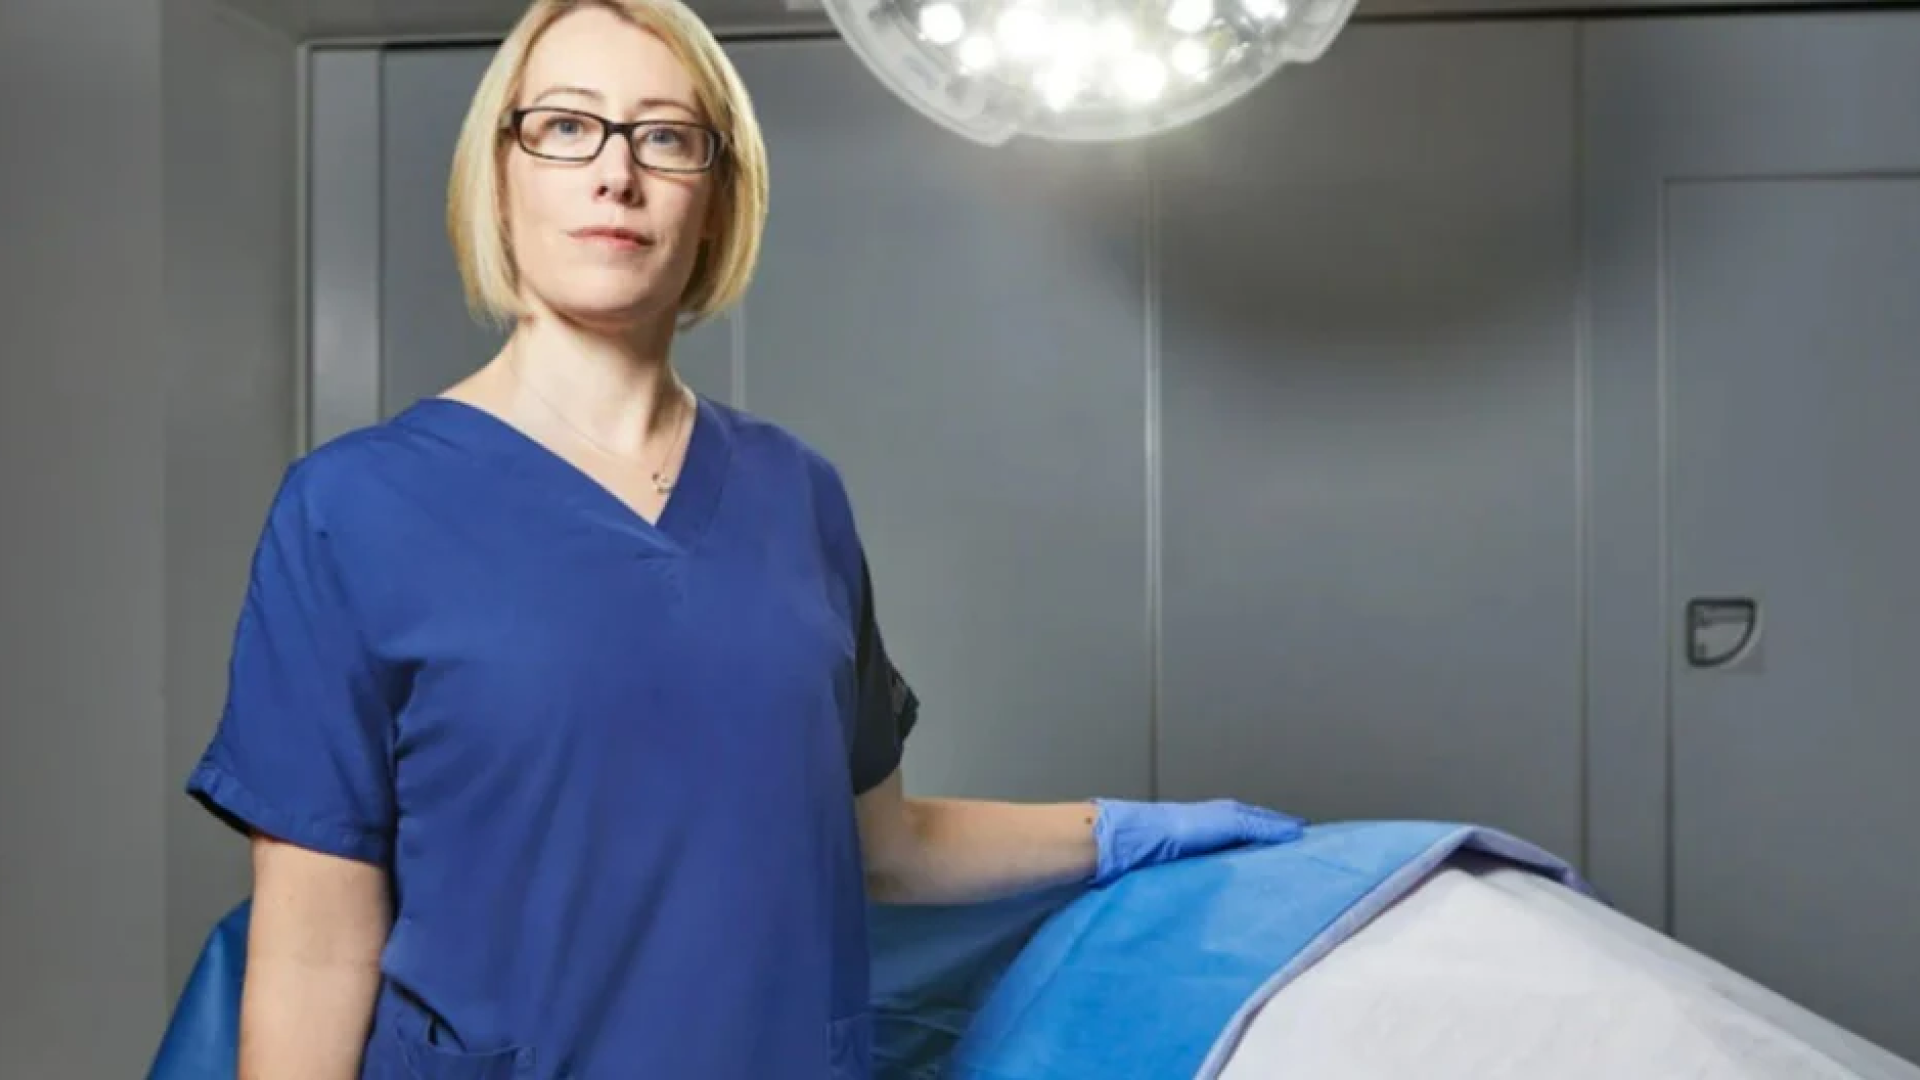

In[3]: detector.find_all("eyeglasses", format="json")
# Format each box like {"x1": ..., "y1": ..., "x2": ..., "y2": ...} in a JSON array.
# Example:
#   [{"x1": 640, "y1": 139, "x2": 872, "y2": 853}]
[{"x1": 504, "y1": 107, "x2": 723, "y2": 173}]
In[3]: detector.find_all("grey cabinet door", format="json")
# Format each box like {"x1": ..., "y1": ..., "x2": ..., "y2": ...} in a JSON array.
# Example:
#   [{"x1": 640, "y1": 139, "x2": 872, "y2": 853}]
[
  {"x1": 1586, "y1": 11, "x2": 1920, "y2": 1061},
  {"x1": 371, "y1": 40, "x2": 1156, "y2": 805},
  {"x1": 1153, "y1": 22, "x2": 1587, "y2": 862}
]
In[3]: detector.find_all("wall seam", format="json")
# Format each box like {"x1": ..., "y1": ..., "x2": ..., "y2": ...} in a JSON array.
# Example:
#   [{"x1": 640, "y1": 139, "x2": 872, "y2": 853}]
[
  {"x1": 1144, "y1": 154, "x2": 1164, "y2": 803},
  {"x1": 294, "y1": 43, "x2": 312, "y2": 455},
  {"x1": 1571, "y1": 20, "x2": 1594, "y2": 878},
  {"x1": 374, "y1": 48, "x2": 387, "y2": 423}
]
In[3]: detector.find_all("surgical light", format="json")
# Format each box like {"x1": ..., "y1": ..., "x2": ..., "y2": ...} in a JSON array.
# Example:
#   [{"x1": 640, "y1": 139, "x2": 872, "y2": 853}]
[
  {"x1": 820, "y1": 0, "x2": 1358, "y2": 145},
  {"x1": 917, "y1": 1, "x2": 967, "y2": 42}
]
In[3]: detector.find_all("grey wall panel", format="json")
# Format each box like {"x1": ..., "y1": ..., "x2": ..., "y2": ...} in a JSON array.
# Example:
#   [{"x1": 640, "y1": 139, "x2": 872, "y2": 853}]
[
  {"x1": 1155, "y1": 22, "x2": 1585, "y2": 860},
  {"x1": 162, "y1": 0, "x2": 302, "y2": 998},
  {"x1": 0, "y1": 0, "x2": 169, "y2": 1074},
  {"x1": 1585, "y1": 10, "x2": 1920, "y2": 1058},
  {"x1": 374, "y1": 45, "x2": 738, "y2": 411},
  {"x1": 1665, "y1": 175, "x2": 1920, "y2": 1064},
  {"x1": 726, "y1": 39, "x2": 1155, "y2": 802},
  {"x1": 379, "y1": 46, "x2": 506, "y2": 411},
  {"x1": 308, "y1": 47, "x2": 385, "y2": 443},
  {"x1": 1583, "y1": 8, "x2": 1920, "y2": 931}
]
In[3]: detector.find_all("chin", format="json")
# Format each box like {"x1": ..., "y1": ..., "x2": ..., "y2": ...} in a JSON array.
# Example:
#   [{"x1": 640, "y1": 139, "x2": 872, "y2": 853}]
[{"x1": 541, "y1": 278, "x2": 677, "y2": 332}]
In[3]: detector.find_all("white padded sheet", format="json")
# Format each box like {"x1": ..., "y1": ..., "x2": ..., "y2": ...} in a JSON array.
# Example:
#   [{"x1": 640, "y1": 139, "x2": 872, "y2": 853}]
[{"x1": 1218, "y1": 854, "x2": 1919, "y2": 1080}]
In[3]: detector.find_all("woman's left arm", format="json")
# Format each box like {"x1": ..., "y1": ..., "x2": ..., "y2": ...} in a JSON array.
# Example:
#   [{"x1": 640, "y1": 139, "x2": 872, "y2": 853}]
[
  {"x1": 856, "y1": 770, "x2": 1098, "y2": 905},
  {"x1": 856, "y1": 769, "x2": 1304, "y2": 906}
]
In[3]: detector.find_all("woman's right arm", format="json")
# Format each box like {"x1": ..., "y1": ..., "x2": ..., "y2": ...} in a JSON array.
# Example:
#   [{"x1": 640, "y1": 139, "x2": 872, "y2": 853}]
[
  {"x1": 240, "y1": 834, "x2": 391, "y2": 1080},
  {"x1": 183, "y1": 461, "x2": 403, "y2": 1074}
]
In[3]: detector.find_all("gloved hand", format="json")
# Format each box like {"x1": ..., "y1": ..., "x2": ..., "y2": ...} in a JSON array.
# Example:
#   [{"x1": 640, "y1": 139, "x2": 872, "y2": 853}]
[{"x1": 1089, "y1": 798, "x2": 1305, "y2": 888}]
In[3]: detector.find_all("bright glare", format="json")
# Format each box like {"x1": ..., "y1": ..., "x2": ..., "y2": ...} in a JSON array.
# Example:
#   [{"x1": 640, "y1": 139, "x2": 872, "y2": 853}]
[
  {"x1": 1170, "y1": 38, "x2": 1210, "y2": 77},
  {"x1": 1096, "y1": 17, "x2": 1135, "y2": 55},
  {"x1": 1118, "y1": 53, "x2": 1168, "y2": 102},
  {"x1": 1038, "y1": 65, "x2": 1083, "y2": 109},
  {"x1": 1167, "y1": 0, "x2": 1214, "y2": 33},
  {"x1": 996, "y1": 6, "x2": 1052, "y2": 60},
  {"x1": 957, "y1": 34, "x2": 998, "y2": 71},
  {"x1": 1241, "y1": 0, "x2": 1290, "y2": 19},
  {"x1": 1052, "y1": 17, "x2": 1096, "y2": 67},
  {"x1": 918, "y1": 2, "x2": 966, "y2": 44}
]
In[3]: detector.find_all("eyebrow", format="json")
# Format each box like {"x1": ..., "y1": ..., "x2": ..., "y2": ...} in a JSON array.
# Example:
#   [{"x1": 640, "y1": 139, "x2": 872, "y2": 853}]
[{"x1": 528, "y1": 85, "x2": 698, "y2": 117}]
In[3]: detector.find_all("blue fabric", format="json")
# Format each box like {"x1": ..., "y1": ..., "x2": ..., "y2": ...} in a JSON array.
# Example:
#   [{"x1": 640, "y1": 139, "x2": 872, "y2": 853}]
[
  {"x1": 153, "y1": 822, "x2": 1587, "y2": 1080},
  {"x1": 150, "y1": 900, "x2": 251, "y2": 1080},
  {"x1": 150, "y1": 894, "x2": 1058, "y2": 1080},
  {"x1": 182, "y1": 397, "x2": 918, "y2": 1080},
  {"x1": 1089, "y1": 797, "x2": 1306, "y2": 886},
  {"x1": 941, "y1": 820, "x2": 1592, "y2": 1080},
  {"x1": 868, "y1": 888, "x2": 1083, "y2": 1079}
]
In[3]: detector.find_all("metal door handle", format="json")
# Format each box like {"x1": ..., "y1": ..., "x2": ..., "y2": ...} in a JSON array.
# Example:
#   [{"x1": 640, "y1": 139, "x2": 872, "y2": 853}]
[{"x1": 1685, "y1": 597, "x2": 1760, "y2": 668}]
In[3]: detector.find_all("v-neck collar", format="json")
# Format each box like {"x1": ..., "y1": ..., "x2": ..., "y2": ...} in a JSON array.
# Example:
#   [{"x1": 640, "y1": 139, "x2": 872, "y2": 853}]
[{"x1": 399, "y1": 394, "x2": 732, "y2": 556}]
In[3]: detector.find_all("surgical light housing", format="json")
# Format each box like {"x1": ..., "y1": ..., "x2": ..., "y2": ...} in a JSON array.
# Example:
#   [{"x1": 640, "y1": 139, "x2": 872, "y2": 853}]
[{"x1": 818, "y1": 0, "x2": 1360, "y2": 145}]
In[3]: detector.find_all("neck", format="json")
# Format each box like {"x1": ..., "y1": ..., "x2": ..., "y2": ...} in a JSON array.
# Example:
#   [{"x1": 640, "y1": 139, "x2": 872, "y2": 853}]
[{"x1": 500, "y1": 309, "x2": 685, "y2": 455}]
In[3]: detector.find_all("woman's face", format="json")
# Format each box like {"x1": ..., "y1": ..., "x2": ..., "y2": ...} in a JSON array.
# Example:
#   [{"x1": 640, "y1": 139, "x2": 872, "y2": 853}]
[{"x1": 503, "y1": 6, "x2": 717, "y2": 331}]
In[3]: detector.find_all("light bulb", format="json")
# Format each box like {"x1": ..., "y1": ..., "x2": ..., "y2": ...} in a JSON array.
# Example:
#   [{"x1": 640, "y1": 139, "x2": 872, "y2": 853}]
[
  {"x1": 1095, "y1": 17, "x2": 1134, "y2": 56},
  {"x1": 1038, "y1": 65, "x2": 1083, "y2": 109},
  {"x1": 917, "y1": 2, "x2": 966, "y2": 44},
  {"x1": 1167, "y1": 0, "x2": 1214, "y2": 33},
  {"x1": 1052, "y1": 18, "x2": 1095, "y2": 67},
  {"x1": 1170, "y1": 38, "x2": 1210, "y2": 77},
  {"x1": 1118, "y1": 53, "x2": 1168, "y2": 102},
  {"x1": 996, "y1": 6, "x2": 1052, "y2": 61},
  {"x1": 1241, "y1": 0, "x2": 1290, "y2": 19},
  {"x1": 957, "y1": 34, "x2": 997, "y2": 71}
]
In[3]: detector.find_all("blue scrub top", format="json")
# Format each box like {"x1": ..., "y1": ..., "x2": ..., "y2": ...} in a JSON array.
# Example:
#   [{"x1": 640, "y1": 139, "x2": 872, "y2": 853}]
[{"x1": 186, "y1": 395, "x2": 920, "y2": 1079}]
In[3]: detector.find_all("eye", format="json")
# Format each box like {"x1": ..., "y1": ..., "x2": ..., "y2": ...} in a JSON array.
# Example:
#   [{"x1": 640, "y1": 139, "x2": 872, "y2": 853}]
[
  {"x1": 525, "y1": 111, "x2": 600, "y2": 151},
  {"x1": 643, "y1": 126, "x2": 687, "y2": 149}
]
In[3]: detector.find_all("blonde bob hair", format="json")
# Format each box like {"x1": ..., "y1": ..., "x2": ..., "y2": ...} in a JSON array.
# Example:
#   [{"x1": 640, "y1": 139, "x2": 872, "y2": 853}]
[{"x1": 446, "y1": 0, "x2": 770, "y2": 329}]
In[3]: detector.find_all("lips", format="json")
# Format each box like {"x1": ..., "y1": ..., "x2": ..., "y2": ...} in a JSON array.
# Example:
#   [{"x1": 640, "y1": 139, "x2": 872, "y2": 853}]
[{"x1": 572, "y1": 226, "x2": 654, "y2": 247}]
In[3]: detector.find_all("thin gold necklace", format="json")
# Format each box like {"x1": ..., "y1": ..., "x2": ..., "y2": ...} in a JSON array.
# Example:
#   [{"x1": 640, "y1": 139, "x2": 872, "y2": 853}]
[{"x1": 507, "y1": 353, "x2": 692, "y2": 495}]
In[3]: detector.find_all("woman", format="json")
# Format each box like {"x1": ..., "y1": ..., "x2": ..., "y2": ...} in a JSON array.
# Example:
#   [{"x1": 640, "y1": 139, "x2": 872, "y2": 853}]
[{"x1": 186, "y1": 1, "x2": 1303, "y2": 1076}]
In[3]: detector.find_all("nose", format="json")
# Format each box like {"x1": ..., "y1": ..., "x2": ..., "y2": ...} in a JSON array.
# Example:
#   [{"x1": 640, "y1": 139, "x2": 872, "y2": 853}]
[{"x1": 593, "y1": 133, "x2": 642, "y2": 206}]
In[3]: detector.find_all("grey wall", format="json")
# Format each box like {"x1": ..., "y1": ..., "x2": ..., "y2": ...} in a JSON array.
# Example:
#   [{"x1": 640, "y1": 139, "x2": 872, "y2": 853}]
[
  {"x1": 0, "y1": 2, "x2": 168, "y2": 1074},
  {"x1": 162, "y1": 0, "x2": 301, "y2": 1004},
  {"x1": 1153, "y1": 21, "x2": 1583, "y2": 855},
  {"x1": 0, "y1": 0, "x2": 299, "y2": 1074}
]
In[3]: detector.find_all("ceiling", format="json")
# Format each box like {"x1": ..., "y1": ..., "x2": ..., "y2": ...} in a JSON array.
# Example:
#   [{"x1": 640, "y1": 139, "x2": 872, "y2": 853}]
[
  {"x1": 221, "y1": 0, "x2": 1833, "y2": 41},
  {"x1": 223, "y1": 0, "x2": 818, "y2": 39}
]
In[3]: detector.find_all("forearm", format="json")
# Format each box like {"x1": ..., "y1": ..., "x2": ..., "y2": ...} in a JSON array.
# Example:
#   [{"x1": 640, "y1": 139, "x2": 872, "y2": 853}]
[
  {"x1": 240, "y1": 836, "x2": 390, "y2": 1079},
  {"x1": 866, "y1": 796, "x2": 1098, "y2": 905},
  {"x1": 238, "y1": 953, "x2": 382, "y2": 1080}
]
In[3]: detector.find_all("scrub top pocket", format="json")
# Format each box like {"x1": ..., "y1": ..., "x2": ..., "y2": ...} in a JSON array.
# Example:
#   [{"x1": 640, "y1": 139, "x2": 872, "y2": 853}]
[{"x1": 366, "y1": 984, "x2": 535, "y2": 1080}]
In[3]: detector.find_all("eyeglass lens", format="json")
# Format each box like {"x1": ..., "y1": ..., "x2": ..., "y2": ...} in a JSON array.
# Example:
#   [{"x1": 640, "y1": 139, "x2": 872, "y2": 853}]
[{"x1": 518, "y1": 109, "x2": 715, "y2": 170}]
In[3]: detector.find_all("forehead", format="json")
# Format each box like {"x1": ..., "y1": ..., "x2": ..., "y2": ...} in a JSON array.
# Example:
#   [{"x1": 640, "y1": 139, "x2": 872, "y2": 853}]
[{"x1": 519, "y1": 6, "x2": 700, "y2": 114}]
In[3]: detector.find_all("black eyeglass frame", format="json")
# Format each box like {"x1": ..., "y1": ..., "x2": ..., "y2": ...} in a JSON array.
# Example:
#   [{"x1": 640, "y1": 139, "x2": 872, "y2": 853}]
[{"x1": 502, "y1": 106, "x2": 726, "y2": 174}]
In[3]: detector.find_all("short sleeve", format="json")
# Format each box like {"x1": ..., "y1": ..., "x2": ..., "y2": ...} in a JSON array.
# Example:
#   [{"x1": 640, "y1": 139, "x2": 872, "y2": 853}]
[
  {"x1": 848, "y1": 557, "x2": 919, "y2": 795},
  {"x1": 185, "y1": 464, "x2": 398, "y2": 865}
]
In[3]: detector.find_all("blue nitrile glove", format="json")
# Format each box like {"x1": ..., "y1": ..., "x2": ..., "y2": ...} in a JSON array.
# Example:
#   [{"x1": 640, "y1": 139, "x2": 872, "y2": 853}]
[{"x1": 1089, "y1": 798, "x2": 1306, "y2": 888}]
